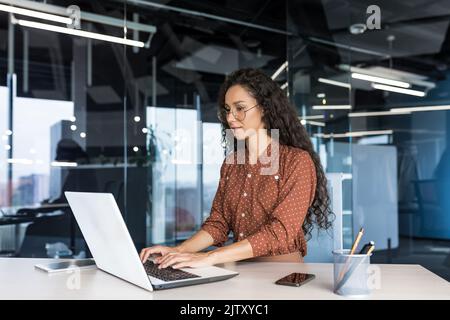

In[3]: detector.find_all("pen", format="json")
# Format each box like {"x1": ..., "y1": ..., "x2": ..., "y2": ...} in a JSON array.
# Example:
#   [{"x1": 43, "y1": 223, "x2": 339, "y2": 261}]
[{"x1": 358, "y1": 241, "x2": 375, "y2": 254}]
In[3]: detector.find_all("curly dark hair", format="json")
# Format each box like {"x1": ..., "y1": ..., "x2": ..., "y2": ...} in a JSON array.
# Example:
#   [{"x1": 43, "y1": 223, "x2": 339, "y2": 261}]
[{"x1": 217, "y1": 68, "x2": 334, "y2": 240}]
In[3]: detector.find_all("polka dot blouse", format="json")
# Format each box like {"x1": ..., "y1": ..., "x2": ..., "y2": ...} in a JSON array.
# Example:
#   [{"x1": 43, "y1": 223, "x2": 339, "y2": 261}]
[{"x1": 200, "y1": 141, "x2": 317, "y2": 258}]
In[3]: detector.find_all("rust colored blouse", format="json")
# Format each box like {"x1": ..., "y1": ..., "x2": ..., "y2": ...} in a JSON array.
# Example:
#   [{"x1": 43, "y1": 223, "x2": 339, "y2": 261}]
[{"x1": 200, "y1": 142, "x2": 317, "y2": 258}]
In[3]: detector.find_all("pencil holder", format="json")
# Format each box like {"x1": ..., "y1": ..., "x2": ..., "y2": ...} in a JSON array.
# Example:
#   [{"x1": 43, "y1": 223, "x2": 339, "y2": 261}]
[{"x1": 332, "y1": 249, "x2": 372, "y2": 297}]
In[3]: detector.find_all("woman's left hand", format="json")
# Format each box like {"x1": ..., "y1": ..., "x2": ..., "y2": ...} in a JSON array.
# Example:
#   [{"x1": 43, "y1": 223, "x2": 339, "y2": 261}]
[{"x1": 155, "y1": 252, "x2": 216, "y2": 269}]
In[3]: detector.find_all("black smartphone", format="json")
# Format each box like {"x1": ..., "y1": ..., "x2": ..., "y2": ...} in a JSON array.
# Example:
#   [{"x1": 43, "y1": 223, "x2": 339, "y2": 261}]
[{"x1": 275, "y1": 273, "x2": 315, "y2": 287}]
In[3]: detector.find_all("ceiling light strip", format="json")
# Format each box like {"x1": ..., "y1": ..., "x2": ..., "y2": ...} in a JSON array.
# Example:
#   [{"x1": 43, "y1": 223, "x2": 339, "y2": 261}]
[
  {"x1": 390, "y1": 105, "x2": 450, "y2": 113},
  {"x1": 312, "y1": 105, "x2": 352, "y2": 110},
  {"x1": 271, "y1": 61, "x2": 288, "y2": 80},
  {"x1": 315, "y1": 129, "x2": 393, "y2": 139},
  {"x1": 372, "y1": 83, "x2": 426, "y2": 97},
  {"x1": 13, "y1": 18, "x2": 145, "y2": 47},
  {"x1": 0, "y1": 3, "x2": 72, "y2": 24},
  {"x1": 352, "y1": 72, "x2": 411, "y2": 88},
  {"x1": 318, "y1": 78, "x2": 351, "y2": 89},
  {"x1": 299, "y1": 115, "x2": 325, "y2": 120},
  {"x1": 348, "y1": 110, "x2": 411, "y2": 117}
]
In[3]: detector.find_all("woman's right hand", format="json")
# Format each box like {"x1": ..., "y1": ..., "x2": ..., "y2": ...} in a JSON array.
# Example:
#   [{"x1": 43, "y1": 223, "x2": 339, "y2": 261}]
[{"x1": 139, "y1": 245, "x2": 181, "y2": 263}]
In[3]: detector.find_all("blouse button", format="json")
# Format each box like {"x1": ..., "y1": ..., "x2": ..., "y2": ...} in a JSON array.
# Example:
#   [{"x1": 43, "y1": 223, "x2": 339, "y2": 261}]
[
  {"x1": 239, "y1": 233, "x2": 244, "y2": 238},
  {"x1": 274, "y1": 175, "x2": 279, "y2": 180},
  {"x1": 241, "y1": 213, "x2": 245, "y2": 217},
  {"x1": 243, "y1": 192, "x2": 247, "y2": 197},
  {"x1": 247, "y1": 173, "x2": 251, "y2": 178}
]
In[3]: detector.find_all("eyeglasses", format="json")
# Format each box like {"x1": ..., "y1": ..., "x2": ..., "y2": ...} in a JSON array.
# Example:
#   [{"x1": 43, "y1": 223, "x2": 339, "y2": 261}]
[{"x1": 218, "y1": 103, "x2": 258, "y2": 122}]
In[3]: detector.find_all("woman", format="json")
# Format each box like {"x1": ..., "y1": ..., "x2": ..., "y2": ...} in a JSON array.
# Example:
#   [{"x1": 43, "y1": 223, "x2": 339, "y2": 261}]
[{"x1": 140, "y1": 68, "x2": 333, "y2": 269}]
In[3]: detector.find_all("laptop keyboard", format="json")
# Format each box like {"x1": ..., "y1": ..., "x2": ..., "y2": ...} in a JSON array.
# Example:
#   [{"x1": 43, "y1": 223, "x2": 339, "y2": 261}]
[{"x1": 143, "y1": 260, "x2": 200, "y2": 282}]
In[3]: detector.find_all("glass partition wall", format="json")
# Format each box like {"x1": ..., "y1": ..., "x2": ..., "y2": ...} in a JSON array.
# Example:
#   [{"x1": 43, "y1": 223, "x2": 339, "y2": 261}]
[
  {"x1": 344, "y1": 0, "x2": 450, "y2": 280},
  {"x1": 0, "y1": 0, "x2": 132, "y2": 257},
  {"x1": 287, "y1": 0, "x2": 354, "y2": 252},
  {"x1": 287, "y1": 0, "x2": 450, "y2": 279}
]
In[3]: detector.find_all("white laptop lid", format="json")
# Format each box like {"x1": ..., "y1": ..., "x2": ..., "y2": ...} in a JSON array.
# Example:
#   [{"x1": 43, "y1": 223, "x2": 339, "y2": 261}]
[{"x1": 65, "y1": 191, "x2": 153, "y2": 291}]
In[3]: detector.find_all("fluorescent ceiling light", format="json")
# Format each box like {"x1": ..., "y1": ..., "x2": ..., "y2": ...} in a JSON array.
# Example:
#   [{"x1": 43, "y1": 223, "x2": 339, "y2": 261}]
[
  {"x1": 390, "y1": 105, "x2": 450, "y2": 113},
  {"x1": 348, "y1": 110, "x2": 411, "y2": 117},
  {"x1": 315, "y1": 129, "x2": 393, "y2": 139},
  {"x1": 351, "y1": 72, "x2": 411, "y2": 88},
  {"x1": 316, "y1": 93, "x2": 326, "y2": 98},
  {"x1": 51, "y1": 161, "x2": 78, "y2": 167},
  {"x1": 340, "y1": 64, "x2": 436, "y2": 90},
  {"x1": 299, "y1": 115, "x2": 325, "y2": 120},
  {"x1": 271, "y1": 61, "x2": 288, "y2": 80},
  {"x1": 372, "y1": 83, "x2": 426, "y2": 97},
  {"x1": 318, "y1": 78, "x2": 351, "y2": 89},
  {"x1": 303, "y1": 120, "x2": 325, "y2": 127},
  {"x1": 312, "y1": 105, "x2": 352, "y2": 110},
  {"x1": 0, "y1": 4, "x2": 72, "y2": 24},
  {"x1": 13, "y1": 18, "x2": 145, "y2": 48},
  {"x1": 7, "y1": 158, "x2": 33, "y2": 165},
  {"x1": 280, "y1": 82, "x2": 288, "y2": 90}
]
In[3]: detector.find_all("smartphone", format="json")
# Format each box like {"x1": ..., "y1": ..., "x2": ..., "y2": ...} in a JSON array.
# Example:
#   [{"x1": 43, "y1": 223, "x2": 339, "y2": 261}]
[
  {"x1": 35, "y1": 259, "x2": 96, "y2": 273},
  {"x1": 275, "y1": 273, "x2": 315, "y2": 287}
]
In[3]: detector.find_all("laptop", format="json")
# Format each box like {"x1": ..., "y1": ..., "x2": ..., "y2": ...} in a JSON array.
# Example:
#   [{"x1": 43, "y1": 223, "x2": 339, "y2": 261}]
[{"x1": 63, "y1": 191, "x2": 238, "y2": 291}]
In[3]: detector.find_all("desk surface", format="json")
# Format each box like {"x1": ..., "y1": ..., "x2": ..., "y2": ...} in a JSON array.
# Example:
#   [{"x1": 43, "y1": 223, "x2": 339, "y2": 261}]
[
  {"x1": 0, "y1": 258, "x2": 448, "y2": 300},
  {"x1": 0, "y1": 211, "x2": 65, "y2": 226}
]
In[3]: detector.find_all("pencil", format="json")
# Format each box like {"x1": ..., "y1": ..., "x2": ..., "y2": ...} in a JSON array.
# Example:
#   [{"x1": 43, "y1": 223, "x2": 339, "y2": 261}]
[
  {"x1": 350, "y1": 227, "x2": 364, "y2": 255},
  {"x1": 337, "y1": 227, "x2": 364, "y2": 282}
]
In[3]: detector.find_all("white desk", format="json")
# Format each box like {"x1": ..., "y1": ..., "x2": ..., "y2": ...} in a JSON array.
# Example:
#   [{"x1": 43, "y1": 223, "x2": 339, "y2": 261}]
[{"x1": 0, "y1": 258, "x2": 448, "y2": 300}]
